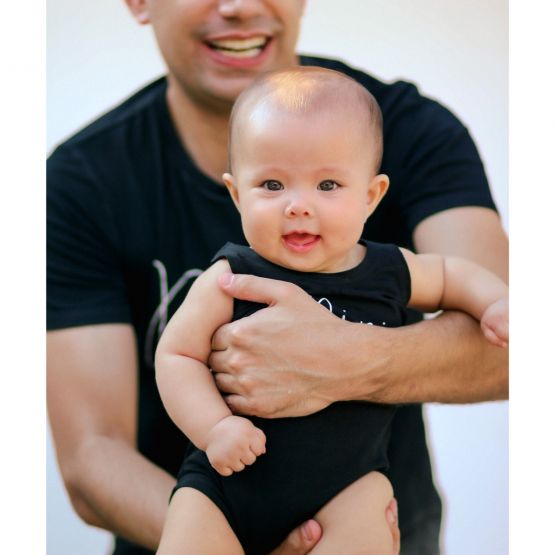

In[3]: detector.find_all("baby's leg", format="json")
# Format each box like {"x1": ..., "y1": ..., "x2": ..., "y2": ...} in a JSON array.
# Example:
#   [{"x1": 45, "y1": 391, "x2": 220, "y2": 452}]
[
  {"x1": 157, "y1": 487, "x2": 244, "y2": 555},
  {"x1": 310, "y1": 471, "x2": 396, "y2": 555}
]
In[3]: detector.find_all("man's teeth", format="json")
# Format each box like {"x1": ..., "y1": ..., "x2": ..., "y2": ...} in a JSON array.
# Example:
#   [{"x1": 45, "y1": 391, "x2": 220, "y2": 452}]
[
  {"x1": 210, "y1": 37, "x2": 267, "y2": 50},
  {"x1": 208, "y1": 37, "x2": 268, "y2": 58}
]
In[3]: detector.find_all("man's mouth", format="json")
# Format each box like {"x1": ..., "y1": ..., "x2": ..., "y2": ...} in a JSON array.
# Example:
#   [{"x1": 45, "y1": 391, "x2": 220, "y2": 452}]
[
  {"x1": 205, "y1": 36, "x2": 270, "y2": 59},
  {"x1": 282, "y1": 233, "x2": 321, "y2": 253}
]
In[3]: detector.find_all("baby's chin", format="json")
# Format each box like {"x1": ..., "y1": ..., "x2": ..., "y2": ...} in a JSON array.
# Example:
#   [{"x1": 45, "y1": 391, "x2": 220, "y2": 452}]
[
  {"x1": 247, "y1": 244, "x2": 319, "y2": 273},
  {"x1": 250, "y1": 249, "x2": 341, "y2": 275}
]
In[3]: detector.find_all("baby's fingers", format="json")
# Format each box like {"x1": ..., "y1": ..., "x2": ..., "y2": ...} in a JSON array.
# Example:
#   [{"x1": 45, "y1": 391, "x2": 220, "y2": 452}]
[
  {"x1": 494, "y1": 319, "x2": 509, "y2": 343},
  {"x1": 251, "y1": 429, "x2": 267, "y2": 456},
  {"x1": 229, "y1": 460, "x2": 246, "y2": 473},
  {"x1": 482, "y1": 322, "x2": 508, "y2": 348},
  {"x1": 241, "y1": 450, "x2": 257, "y2": 466}
]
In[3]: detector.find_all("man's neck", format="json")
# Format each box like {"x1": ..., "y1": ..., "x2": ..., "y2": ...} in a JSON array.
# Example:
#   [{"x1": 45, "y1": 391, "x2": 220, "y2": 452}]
[{"x1": 166, "y1": 78, "x2": 232, "y2": 183}]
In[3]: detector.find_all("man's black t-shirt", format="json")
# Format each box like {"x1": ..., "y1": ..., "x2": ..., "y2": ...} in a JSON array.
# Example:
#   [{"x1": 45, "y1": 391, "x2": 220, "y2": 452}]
[{"x1": 47, "y1": 55, "x2": 496, "y2": 555}]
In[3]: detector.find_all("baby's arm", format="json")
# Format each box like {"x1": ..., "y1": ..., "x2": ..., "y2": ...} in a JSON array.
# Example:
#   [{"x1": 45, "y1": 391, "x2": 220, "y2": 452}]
[
  {"x1": 401, "y1": 250, "x2": 508, "y2": 347},
  {"x1": 155, "y1": 259, "x2": 266, "y2": 476}
]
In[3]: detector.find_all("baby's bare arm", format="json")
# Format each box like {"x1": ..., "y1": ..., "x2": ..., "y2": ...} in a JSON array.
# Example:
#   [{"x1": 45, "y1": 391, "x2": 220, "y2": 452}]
[
  {"x1": 402, "y1": 249, "x2": 508, "y2": 344},
  {"x1": 155, "y1": 260, "x2": 266, "y2": 476},
  {"x1": 155, "y1": 259, "x2": 234, "y2": 448},
  {"x1": 155, "y1": 259, "x2": 266, "y2": 475}
]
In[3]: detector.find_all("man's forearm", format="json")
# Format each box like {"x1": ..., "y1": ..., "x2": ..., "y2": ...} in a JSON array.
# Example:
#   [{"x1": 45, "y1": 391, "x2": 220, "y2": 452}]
[
  {"x1": 67, "y1": 435, "x2": 174, "y2": 550},
  {"x1": 340, "y1": 310, "x2": 508, "y2": 405},
  {"x1": 210, "y1": 269, "x2": 508, "y2": 418}
]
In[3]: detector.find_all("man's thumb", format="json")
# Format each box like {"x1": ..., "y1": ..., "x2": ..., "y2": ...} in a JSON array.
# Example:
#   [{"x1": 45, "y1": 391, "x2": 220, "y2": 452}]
[
  {"x1": 218, "y1": 272, "x2": 296, "y2": 306},
  {"x1": 269, "y1": 519, "x2": 322, "y2": 555}
]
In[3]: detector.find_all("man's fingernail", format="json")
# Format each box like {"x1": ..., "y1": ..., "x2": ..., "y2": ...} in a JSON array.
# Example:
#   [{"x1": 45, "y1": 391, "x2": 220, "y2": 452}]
[{"x1": 219, "y1": 272, "x2": 234, "y2": 287}]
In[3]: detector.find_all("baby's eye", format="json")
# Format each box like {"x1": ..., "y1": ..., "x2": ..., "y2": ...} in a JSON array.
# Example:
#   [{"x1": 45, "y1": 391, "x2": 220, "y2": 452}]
[
  {"x1": 261, "y1": 180, "x2": 284, "y2": 191},
  {"x1": 318, "y1": 180, "x2": 339, "y2": 191}
]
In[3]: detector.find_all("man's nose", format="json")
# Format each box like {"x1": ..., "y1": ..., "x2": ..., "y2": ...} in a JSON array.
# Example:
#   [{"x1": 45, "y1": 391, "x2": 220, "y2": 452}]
[{"x1": 217, "y1": 0, "x2": 264, "y2": 19}]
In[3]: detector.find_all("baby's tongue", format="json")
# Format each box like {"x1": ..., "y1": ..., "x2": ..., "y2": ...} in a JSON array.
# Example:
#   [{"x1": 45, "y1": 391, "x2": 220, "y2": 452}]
[{"x1": 285, "y1": 233, "x2": 317, "y2": 245}]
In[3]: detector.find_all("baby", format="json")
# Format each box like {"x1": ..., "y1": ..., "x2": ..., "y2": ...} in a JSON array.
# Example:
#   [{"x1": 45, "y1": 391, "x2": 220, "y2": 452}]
[{"x1": 155, "y1": 67, "x2": 508, "y2": 555}]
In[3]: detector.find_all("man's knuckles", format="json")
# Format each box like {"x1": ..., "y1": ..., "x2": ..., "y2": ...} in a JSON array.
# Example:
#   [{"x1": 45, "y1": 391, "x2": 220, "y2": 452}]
[
  {"x1": 227, "y1": 350, "x2": 247, "y2": 372},
  {"x1": 227, "y1": 322, "x2": 251, "y2": 348},
  {"x1": 237, "y1": 373, "x2": 257, "y2": 394},
  {"x1": 244, "y1": 396, "x2": 266, "y2": 417}
]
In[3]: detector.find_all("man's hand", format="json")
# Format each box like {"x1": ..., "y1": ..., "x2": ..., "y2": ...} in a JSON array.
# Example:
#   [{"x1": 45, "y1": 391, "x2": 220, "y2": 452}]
[
  {"x1": 268, "y1": 498, "x2": 400, "y2": 554},
  {"x1": 209, "y1": 272, "x2": 370, "y2": 418},
  {"x1": 269, "y1": 520, "x2": 322, "y2": 555},
  {"x1": 386, "y1": 498, "x2": 401, "y2": 555}
]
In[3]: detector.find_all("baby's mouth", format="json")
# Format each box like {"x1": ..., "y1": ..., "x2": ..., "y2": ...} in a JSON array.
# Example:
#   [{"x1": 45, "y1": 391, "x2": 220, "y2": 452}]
[{"x1": 282, "y1": 233, "x2": 321, "y2": 252}]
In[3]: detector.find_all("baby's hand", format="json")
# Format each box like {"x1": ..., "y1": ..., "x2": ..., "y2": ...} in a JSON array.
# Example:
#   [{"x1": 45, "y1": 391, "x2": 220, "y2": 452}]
[
  {"x1": 481, "y1": 297, "x2": 509, "y2": 348},
  {"x1": 205, "y1": 415, "x2": 266, "y2": 476}
]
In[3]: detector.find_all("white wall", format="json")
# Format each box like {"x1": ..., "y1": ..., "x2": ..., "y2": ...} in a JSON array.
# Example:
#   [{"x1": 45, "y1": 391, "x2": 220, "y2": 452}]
[{"x1": 47, "y1": 1, "x2": 508, "y2": 554}]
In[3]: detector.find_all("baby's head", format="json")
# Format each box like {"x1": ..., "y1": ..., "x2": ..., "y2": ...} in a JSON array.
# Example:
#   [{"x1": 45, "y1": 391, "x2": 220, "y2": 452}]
[{"x1": 223, "y1": 66, "x2": 389, "y2": 273}]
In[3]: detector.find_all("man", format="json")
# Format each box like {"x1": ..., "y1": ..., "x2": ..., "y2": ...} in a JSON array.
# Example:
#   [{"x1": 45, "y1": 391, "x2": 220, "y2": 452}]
[{"x1": 47, "y1": 1, "x2": 508, "y2": 554}]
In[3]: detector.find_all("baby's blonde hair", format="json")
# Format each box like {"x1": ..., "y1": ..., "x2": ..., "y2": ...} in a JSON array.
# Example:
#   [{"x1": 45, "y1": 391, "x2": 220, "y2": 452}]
[{"x1": 228, "y1": 66, "x2": 383, "y2": 172}]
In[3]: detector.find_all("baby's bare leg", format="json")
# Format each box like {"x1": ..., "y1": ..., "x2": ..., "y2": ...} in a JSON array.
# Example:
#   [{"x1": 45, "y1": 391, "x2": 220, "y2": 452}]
[
  {"x1": 157, "y1": 487, "x2": 244, "y2": 555},
  {"x1": 310, "y1": 471, "x2": 396, "y2": 555}
]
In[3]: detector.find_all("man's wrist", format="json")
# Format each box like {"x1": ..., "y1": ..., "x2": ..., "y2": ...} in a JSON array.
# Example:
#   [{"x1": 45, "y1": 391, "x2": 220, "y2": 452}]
[
  {"x1": 323, "y1": 321, "x2": 397, "y2": 405},
  {"x1": 351, "y1": 311, "x2": 508, "y2": 404}
]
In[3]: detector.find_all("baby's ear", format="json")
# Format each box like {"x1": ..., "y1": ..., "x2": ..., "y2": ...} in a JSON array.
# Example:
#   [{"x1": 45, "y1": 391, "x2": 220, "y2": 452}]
[
  {"x1": 222, "y1": 173, "x2": 240, "y2": 209},
  {"x1": 366, "y1": 174, "x2": 389, "y2": 217}
]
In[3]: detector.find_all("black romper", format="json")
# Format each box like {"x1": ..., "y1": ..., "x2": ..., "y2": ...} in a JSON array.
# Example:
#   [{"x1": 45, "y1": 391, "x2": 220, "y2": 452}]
[{"x1": 174, "y1": 240, "x2": 412, "y2": 554}]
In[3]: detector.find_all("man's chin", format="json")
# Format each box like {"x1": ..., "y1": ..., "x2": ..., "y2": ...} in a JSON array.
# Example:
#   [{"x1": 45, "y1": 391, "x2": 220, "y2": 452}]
[{"x1": 196, "y1": 76, "x2": 262, "y2": 111}]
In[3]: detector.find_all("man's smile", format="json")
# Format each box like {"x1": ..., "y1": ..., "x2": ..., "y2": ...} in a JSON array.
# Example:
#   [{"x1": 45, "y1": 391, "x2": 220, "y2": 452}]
[{"x1": 205, "y1": 35, "x2": 271, "y2": 59}]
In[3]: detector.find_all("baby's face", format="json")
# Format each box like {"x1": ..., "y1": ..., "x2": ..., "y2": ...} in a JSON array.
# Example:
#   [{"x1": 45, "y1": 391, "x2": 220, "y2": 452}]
[{"x1": 225, "y1": 108, "x2": 386, "y2": 273}]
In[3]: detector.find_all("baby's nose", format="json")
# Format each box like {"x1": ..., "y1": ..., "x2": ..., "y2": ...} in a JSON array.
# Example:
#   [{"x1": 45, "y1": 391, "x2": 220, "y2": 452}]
[{"x1": 285, "y1": 197, "x2": 313, "y2": 217}]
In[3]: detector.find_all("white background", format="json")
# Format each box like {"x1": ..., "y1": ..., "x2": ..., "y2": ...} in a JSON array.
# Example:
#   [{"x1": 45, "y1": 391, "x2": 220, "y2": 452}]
[{"x1": 47, "y1": 1, "x2": 508, "y2": 554}]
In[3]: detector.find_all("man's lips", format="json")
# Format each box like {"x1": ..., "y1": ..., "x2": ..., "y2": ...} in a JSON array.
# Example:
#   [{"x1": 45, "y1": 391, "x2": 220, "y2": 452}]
[
  {"x1": 282, "y1": 233, "x2": 321, "y2": 253},
  {"x1": 203, "y1": 34, "x2": 272, "y2": 63}
]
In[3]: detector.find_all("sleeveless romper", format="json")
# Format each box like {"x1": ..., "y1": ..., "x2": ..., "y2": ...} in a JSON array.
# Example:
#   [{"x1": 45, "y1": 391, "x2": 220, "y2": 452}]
[{"x1": 174, "y1": 240, "x2": 411, "y2": 554}]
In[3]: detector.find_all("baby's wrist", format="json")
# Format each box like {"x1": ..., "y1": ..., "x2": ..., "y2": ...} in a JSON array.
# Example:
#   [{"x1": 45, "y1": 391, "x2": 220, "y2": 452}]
[
  {"x1": 205, "y1": 414, "x2": 238, "y2": 446},
  {"x1": 197, "y1": 414, "x2": 230, "y2": 450}
]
